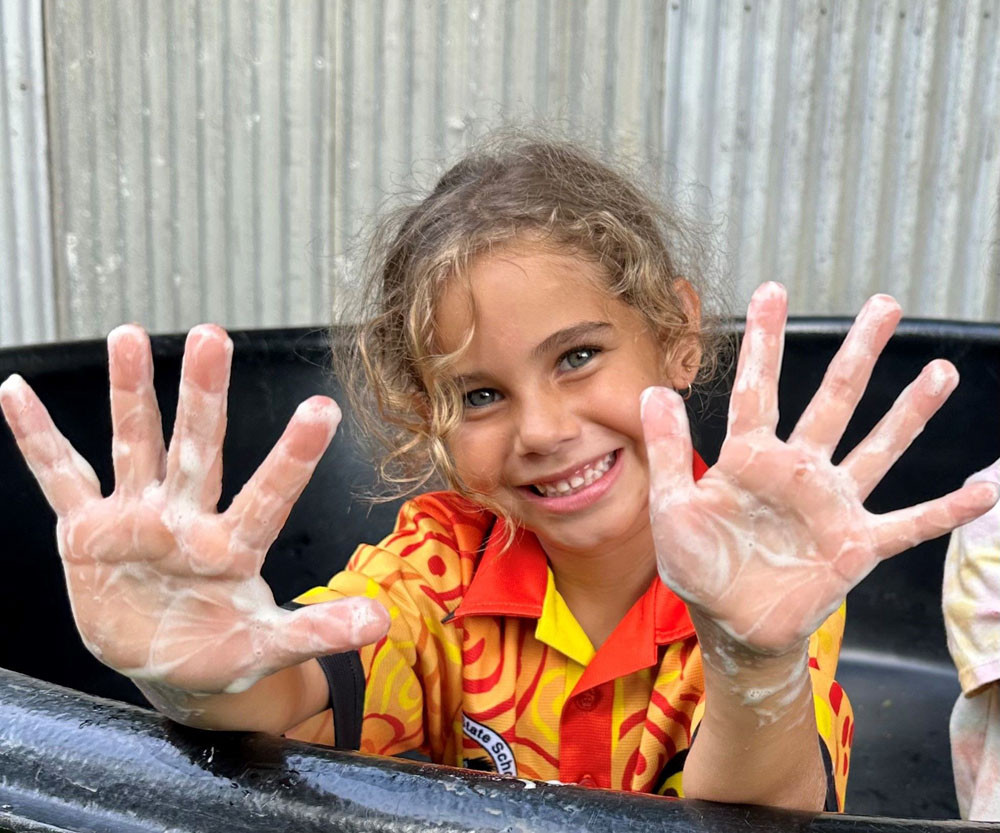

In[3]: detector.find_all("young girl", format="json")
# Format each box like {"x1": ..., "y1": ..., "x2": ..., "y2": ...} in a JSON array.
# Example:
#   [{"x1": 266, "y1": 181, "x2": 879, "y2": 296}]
[
  {"x1": 1, "y1": 140, "x2": 996, "y2": 814},
  {"x1": 944, "y1": 457, "x2": 1000, "y2": 820}
]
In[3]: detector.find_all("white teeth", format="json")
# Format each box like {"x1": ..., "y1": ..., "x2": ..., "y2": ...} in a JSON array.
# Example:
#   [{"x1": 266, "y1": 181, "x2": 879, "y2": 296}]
[{"x1": 532, "y1": 452, "x2": 615, "y2": 498}]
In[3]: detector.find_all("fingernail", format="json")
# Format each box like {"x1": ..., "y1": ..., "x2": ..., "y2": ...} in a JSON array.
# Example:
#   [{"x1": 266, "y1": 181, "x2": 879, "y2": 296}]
[
  {"x1": 295, "y1": 396, "x2": 342, "y2": 428},
  {"x1": 754, "y1": 282, "x2": 785, "y2": 299},
  {"x1": 640, "y1": 386, "x2": 658, "y2": 416},
  {"x1": 108, "y1": 326, "x2": 152, "y2": 385},
  {"x1": 352, "y1": 599, "x2": 391, "y2": 642},
  {"x1": 286, "y1": 398, "x2": 341, "y2": 460},
  {"x1": 861, "y1": 294, "x2": 902, "y2": 320},
  {"x1": 979, "y1": 482, "x2": 1000, "y2": 505},
  {"x1": 640, "y1": 386, "x2": 672, "y2": 420},
  {"x1": 0, "y1": 373, "x2": 25, "y2": 395},
  {"x1": 185, "y1": 327, "x2": 233, "y2": 391},
  {"x1": 108, "y1": 323, "x2": 148, "y2": 344},
  {"x1": 0, "y1": 374, "x2": 27, "y2": 410},
  {"x1": 923, "y1": 360, "x2": 958, "y2": 398}
]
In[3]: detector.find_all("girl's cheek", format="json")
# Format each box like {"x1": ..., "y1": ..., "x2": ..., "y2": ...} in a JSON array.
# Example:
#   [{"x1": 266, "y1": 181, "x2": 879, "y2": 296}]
[{"x1": 447, "y1": 426, "x2": 502, "y2": 493}]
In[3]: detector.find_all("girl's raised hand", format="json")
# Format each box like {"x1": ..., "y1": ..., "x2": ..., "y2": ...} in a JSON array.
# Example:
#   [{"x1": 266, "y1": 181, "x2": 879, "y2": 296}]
[
  {"x1": 642, "y1": 282, "x2": 999, "y2": 657},
  {"x1": 0, "y1": 325, "x2": 389, "y2": 695}
]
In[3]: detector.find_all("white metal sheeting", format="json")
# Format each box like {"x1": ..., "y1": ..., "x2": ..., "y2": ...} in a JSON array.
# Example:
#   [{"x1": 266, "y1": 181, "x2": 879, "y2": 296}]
[
  {"x1": 334, "y1": 0, "x2": 1000, "y2": 322},
  {"x1": 3, "y1": 0, "x2": 998, "y2": 347},
  {"x1": 0, "y1": 0, "x2": 54, "y2": 347},
  {"x1": 44, "y1": 0, "x2": 337, "y2": 342}
]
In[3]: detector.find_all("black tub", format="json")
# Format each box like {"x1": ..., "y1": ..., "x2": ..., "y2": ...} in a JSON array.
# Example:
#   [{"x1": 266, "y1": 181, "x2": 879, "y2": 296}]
[{"x1": 1, "y1": 322, "x2": 998, "y2": 832}]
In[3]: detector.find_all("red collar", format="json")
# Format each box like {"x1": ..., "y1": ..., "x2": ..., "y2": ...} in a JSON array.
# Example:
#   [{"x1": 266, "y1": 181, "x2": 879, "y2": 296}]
[{"x1": 450, "y1": 452, "x2": 707, "y2": 689}]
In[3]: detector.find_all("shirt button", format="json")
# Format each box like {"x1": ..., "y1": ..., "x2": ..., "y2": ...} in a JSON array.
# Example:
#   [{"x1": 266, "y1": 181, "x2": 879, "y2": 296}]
[
  {"x1": 579, "y1": 774, "x2": 597, "y2": 787},
  {"x1": 575, "y1": 690, "x2": 599, "y2": 711}
]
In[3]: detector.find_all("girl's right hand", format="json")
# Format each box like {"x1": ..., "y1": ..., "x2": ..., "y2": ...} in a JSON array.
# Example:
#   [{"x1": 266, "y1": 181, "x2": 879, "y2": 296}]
[{"x1": 0, "y1": 324, "x2": 390, "y2": 696}]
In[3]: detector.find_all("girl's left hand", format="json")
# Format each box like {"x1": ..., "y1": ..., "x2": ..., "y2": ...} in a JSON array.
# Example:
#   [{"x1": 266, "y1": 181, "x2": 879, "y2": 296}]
[{"x1": 642, "y1": 282, "x2": 999, "y2": 657}]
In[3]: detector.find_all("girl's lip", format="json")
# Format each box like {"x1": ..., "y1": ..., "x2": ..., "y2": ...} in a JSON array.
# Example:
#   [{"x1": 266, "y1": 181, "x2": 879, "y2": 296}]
[{"x1": 517, "y1": 449, "x2": 623, "y2": 513}]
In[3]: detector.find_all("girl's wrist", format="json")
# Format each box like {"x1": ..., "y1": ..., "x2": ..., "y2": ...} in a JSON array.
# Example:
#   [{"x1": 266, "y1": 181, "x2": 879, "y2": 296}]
[
  {"x1": 689, "y1": 607, "x2": 808, "y2": 665},
  {"x1": 691, "y1": 608, "x2": 812, "y2": 726}
]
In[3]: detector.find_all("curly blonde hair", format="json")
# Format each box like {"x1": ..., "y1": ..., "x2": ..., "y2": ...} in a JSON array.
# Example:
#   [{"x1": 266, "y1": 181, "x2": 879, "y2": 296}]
[{"x1": 337, "y1": 134, "x2": 729, "y2": 504}]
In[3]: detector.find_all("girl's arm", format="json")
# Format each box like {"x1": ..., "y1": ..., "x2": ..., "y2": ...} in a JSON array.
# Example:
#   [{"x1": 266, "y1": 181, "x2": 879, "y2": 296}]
[
  {"x1": 682, "y1": 619, "x2": 827, "y2": 808},
  {"x1": 134, "y1": 659, "x2": 329, "y2": 734},
  {"x1": 641, "y1": 283, "x2": 999, "y2": 810},
  {"x1": 0, "y1": 325, "x2": 388, "y2": 733}
]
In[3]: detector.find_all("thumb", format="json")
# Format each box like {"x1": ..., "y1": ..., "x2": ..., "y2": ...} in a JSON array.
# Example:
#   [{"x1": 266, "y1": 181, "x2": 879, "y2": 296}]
[
  {"x1": 641, "y1": 386, "x2": 694, "y2": 499},
  {"x1": 271, "y1": 597, "x2": 391, "y2": 666}
]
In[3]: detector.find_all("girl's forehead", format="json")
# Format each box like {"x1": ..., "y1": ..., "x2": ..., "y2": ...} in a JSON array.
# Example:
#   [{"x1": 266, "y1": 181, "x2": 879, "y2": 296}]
[
  {"x1": 433, "y1": 248, "x2": 641, "y2": 357},
  {"x1": 441, "y1": 244, "x2": 609, "y2": 308}
]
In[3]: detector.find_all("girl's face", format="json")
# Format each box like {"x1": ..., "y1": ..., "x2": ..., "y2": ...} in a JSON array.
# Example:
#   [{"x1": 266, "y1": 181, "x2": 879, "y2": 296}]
[{"x1": 435, "y1": 244, "x2": 698, "y2": 560}]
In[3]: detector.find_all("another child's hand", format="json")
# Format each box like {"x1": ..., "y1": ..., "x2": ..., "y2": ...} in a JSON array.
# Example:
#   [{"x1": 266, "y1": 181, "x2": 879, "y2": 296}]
[
  {"x1": 641, "y1": 282, "x2": 999, "y2": 659},
  {"x1": 0, "y1": 325, "x2": 389, "y2": 695}
]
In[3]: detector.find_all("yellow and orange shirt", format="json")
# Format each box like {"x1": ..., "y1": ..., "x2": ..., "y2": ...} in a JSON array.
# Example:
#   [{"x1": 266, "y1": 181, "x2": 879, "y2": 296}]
[{"x1": 289, "y1": 486, "x2": 853, "y2": 809}]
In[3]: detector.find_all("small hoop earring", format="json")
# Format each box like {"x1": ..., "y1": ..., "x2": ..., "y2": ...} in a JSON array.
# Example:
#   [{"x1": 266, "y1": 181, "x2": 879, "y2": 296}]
[{"x1": 679, "y1": 386, "x2": 692, "y2": 401}]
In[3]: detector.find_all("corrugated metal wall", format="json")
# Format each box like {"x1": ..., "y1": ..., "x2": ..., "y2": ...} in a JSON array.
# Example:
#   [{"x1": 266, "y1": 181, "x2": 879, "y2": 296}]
[
  {"x1": 43, "y1": 0, "x2": 338, "y2": 341},
  {"x1": 1, "y1": 0, "x2": 998, "y2": 347},
  {"x1": 334, "y1": 0, "x2": 1000, "y2": 322},
  {"x1": 0, "y1": 0, "x2": 55, "y2": 347}
]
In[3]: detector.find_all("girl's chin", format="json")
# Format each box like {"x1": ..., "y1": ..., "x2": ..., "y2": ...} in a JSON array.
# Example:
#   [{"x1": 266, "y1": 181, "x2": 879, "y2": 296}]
[{"x1": 527, "y1": 515, "x2": 651, "y2": 559}]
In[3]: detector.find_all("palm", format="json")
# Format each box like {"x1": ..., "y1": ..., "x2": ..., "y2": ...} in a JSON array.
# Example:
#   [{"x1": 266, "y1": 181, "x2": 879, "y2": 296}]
[
  {"x1": 1, "y1": 325, "x2": 387, "y2": 694},
  {"x1": 643, "y1": 284, "x2": 997, "y2": 656}
]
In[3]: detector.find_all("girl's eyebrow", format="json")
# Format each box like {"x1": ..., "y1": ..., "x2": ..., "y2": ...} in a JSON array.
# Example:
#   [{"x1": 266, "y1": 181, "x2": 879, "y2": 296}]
[
  {"x1": 531, "y1": 321, "x2": 612, "y2": 359},
  {"x1": 452, "y1": 321, "x2": 613, "y2": 388}
]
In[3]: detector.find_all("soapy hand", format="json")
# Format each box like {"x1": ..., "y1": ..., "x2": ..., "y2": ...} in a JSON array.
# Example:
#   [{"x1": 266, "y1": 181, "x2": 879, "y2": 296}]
[
  {"x1": 0, "y1": 324, "x2": 389, "y2": 695},
  {"x1": 642, "y1": 282, "x2": 1000, "y2": 658}
]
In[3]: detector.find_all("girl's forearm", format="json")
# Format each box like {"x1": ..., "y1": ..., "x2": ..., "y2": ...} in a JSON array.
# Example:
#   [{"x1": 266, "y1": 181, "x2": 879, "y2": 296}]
[
  {"x1": 683, "y1": 613, "x2": 827, "y2": 810},
  {"x1": 134, "y1": 658, "x2": 330, "y2": 734}
]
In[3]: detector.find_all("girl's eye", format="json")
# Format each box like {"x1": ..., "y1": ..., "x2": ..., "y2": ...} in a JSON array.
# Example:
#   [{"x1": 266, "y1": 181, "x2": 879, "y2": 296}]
[
  {"x1": 560, "y1": 347, "x2": 599, "y2": 370},
  {"x1": 464, "y1": 388, "x2": 500, "y2": 408}
]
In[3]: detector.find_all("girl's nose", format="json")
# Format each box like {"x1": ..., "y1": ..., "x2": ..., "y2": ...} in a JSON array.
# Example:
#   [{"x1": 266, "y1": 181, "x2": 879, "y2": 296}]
[{"x1": 514, "y1": 389, "x2": 580, "y2": 455}]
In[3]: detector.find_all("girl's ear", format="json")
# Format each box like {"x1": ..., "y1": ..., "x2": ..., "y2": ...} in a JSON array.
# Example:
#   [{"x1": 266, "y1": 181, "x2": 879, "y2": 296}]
[{"x1": 665, "y1": 278, "x2": 703, "y2": 389}]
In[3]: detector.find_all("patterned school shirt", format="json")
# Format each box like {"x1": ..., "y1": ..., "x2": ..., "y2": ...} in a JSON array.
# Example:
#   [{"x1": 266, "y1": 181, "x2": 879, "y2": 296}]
[{"x1": 288, "y1": 462, "x2": 854, "y2": 809}]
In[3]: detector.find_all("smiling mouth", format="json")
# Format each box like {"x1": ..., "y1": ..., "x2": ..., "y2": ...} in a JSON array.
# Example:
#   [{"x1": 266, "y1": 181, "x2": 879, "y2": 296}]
[{"x1": 529, "y1": 451, "x2": 618, "y2": 498}]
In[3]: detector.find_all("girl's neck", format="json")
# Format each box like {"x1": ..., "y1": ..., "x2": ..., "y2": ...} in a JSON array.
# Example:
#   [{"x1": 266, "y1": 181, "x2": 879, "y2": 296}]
[{"x1": 540, "y1": 530, "x2": 658, "y2": 651}]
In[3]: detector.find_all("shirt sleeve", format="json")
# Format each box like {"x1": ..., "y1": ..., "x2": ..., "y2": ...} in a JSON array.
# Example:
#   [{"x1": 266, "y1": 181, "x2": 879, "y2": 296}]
[
  {"x1": 943, "y1": 459, "x2": 1000, "y2": 695},
  {"x1": 808, "y1": 601, "x2": 854, "y2": 812},
  {"x1": 285, "y1": 496, "x2": 472, "y2": 761}
]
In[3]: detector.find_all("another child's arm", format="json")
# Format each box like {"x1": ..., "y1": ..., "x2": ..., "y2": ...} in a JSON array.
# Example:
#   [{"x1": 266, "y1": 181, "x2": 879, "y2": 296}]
[
  {"x1": 944, "y1": 458, "x2": 1000, "y2": 694},
  {"x1": 641, "y1": 283, "x2": 999, "y2": 810},
  {"x1": 943, "y1": 459, "x2": 1000, "y2": 819},
  {"x1": 0, "y1": 324, "x2": 389, "y2": 733}
]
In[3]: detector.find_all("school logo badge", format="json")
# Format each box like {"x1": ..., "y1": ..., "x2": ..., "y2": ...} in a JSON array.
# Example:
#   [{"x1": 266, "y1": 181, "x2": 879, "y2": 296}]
[{"x1": 461, "y1": 713, "x2": 517, "y2": 775}]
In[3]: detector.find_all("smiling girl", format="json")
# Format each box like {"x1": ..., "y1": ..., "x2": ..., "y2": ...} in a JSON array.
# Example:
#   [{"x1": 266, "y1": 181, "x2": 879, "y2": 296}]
[{"x1": 2, "y1": 139, "x2": 995, "y2": 813}]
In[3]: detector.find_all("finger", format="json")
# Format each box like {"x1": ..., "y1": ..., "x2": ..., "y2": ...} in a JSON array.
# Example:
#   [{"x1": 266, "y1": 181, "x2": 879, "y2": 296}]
[
  {"x1": 0, "y1": 374, "x2": 102, "y2": 515},
  {"x1": 266, "y1": 597, "x2": 390, "y2": 671},
  {"x1": 164, "y1": 325, "x2": 233, "y2": 509},
  {"x1": 727, "y1": 282, "x2": 787, "y2": 436},
  {"x1": 871, "y1": 481, "x2": 1000, "y2": 559},
  {"x1": 841, "y1": 360, "x2": 958, "y2": 500},
  {"x1": 226, "y1": 396, "x2": 341, "y2": 556},
  {"x1": 108, "y1": 325, "x2": 167, "y2": 495},
  {"x1": 789, "y1": 294, "x2": 901, "y2": 455},
  {"x1": 641, "y1": 386, "x2": 694, "y2": 502}
]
